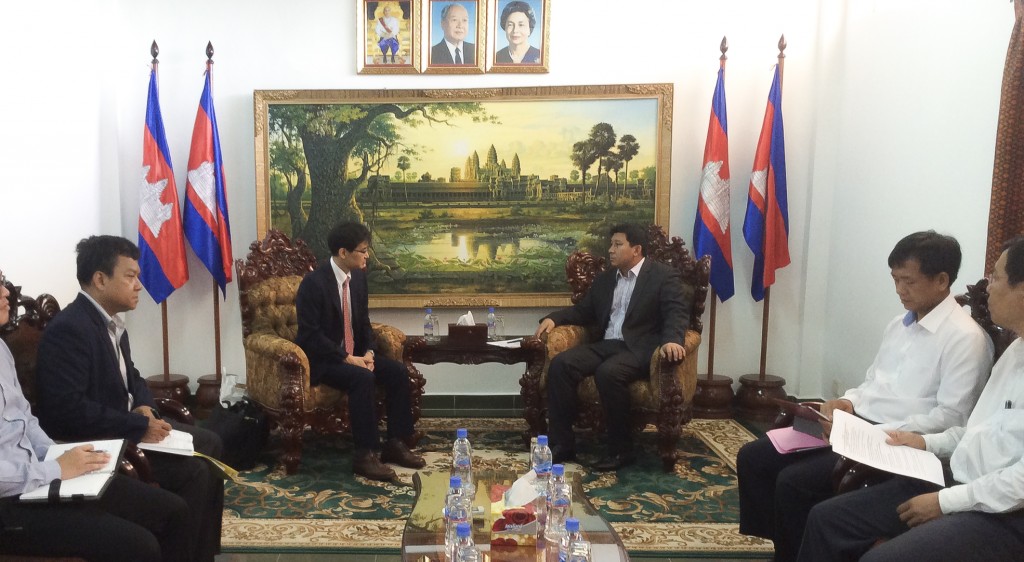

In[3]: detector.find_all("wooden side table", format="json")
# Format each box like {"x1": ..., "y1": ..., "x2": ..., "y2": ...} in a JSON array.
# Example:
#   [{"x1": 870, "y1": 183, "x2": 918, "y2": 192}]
[{"x1": 402, "y1": 336, "x2": 547, "y2": 443}]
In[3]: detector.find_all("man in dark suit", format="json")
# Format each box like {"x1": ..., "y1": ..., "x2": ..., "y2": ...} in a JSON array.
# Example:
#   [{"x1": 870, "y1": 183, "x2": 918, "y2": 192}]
[
  {"x1": 35, "y1": 235, "x2": 224, "y2": 562},
  {"x1": 295, "y1": 221, "x2": 424, "y2": 481},
  {"x1": 430, "y1": 2, "x2": 474, "y2": 65},
  {"x1": 535, "y1": 223, "x2": 690, "y2": 471}
]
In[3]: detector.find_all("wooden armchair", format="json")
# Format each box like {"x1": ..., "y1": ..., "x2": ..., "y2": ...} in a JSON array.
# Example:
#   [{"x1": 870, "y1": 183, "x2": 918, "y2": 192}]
[
  {"x1": 0, "y1": 278, "x2": 192, "y2": 483},
  {"x1": 524, "y1": 225, "x2": 711, "y2": 471},
  {"x1": 235, "y1": 229, "x2": 425, "y2": 474},
  {"x1": 772, "y1": 277, "x2": 1016, "y2": 494}
]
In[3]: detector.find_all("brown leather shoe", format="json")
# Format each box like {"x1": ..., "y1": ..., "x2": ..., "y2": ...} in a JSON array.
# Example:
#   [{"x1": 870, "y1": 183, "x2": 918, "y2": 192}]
[
  {"x1": 353, "y1": 449, "x2": 396, "y2": 481},
  {"x1": 380, "y1": 437, "x2": 427, "y2": 469}
]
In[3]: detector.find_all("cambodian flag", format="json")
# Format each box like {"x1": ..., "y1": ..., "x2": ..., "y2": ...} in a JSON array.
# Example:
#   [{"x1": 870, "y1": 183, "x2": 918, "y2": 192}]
[
  {"x1": 742, "y1": 65, "x2": 790, "y2": 302},
  {"x1": 139, "y1": 67, "x2": 189, "y2": 303},
  {"x1": 692, "y1": 64, "x2": 734, "y2": 302},
  {"x1": 183, "y1": 65, "x2": 233, "y2": 295}
]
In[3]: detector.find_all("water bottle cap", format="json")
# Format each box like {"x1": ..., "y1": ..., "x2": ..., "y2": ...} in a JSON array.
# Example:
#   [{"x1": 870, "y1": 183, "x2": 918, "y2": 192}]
[
  {"x1": 426, "y1": 307, "x2": 432, "y2": 313},
  {"x1": 537, "y1": 435, "x2": 548, "y2": 446},
  {"x1": 450, "y1": 475, "x2": 462, "y2": 488},
  {"x1": 456, "y1": 521, "x2": 471, "y2": 537},
  {"x1": 566, "y1": 518, "x2": 580, "y2": 532},
  {"x1": 457, "y1": 428, "x2": 468, "y2": 439},
  {"x1": 489, "y1": 306, "x2": 495, "y2": 312},
  {"x1": 552, "y1": 464, "x2": 564, "y2": 476}
]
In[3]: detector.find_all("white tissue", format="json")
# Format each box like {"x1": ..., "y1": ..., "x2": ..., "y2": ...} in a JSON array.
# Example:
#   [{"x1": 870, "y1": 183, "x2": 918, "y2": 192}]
[{"x1": 456, "y1": 311, "x2": 475, "y2": 325}]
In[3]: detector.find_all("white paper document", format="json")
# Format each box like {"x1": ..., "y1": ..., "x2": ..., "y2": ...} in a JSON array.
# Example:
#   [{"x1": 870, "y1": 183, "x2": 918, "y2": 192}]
[
  {"x1": 486, "y1": 337, "x2": 523, "y2": 349},
  {"x1": 20, "y1": 439, "x2": 124, "y2": 501},
  {"x1": 829, "y1": 410, "x2": 945, "y2": 487},
  {"x1": 137, "y1": 429, "x2": 195, "y2": 456}
]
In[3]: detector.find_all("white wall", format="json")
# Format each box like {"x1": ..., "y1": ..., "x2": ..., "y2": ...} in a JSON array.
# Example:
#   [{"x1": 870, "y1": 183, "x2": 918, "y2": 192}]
[{"x1": 0, "y1": 0, "x2": 1013, "y2": 398}]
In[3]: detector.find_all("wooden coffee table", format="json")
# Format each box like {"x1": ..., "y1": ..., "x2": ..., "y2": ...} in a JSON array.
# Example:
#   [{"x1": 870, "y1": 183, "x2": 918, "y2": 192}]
[{"x1": 402, "y1": 469, "x2": 630, "y2": 561}]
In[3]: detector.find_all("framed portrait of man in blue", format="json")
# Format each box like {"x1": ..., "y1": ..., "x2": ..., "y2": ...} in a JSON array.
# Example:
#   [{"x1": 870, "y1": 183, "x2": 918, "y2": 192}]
[{"x1": 358, "y1": 1, "x2": 420, "y2": 74}]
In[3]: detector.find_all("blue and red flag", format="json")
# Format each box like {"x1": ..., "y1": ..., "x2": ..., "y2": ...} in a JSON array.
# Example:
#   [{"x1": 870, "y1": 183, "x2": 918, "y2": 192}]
[
  {"x1": 183, "y1": 63, "x2": 233, "y2": 295},
  {"x1": 742, "y1": 65, "x2": 790, "y2": 301},
  {"x1": 139, "y1": 67, "x2": 189, "y2": 303},
  {"x1": 693, "y1": 63, "x2": 735, "y2": 302}
]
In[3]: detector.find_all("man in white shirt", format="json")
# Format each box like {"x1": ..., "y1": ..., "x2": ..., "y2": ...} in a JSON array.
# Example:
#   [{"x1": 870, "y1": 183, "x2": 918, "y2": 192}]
[
  {"x1": 797, "y1": 236, "x2": 1024, "y2": 561},
  {"x1": 738, "y1": 231, "x2": 994, "y2": 562}
]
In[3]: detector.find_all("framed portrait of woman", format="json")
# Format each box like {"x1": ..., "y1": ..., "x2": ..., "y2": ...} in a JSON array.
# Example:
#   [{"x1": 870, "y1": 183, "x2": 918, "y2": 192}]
[
  {"x1": 424, "y1": 0, "x2": 486, "y2": 74},
  {"x1": 357, "y1": 1, "x2": 420, "y2": 74},
  {"x1": 489, "y1": 0, "x2": 549, "y2": 73}
]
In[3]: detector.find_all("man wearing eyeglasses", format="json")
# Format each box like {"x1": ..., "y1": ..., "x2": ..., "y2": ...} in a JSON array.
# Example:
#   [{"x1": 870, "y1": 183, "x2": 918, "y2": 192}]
[{"x1": 295, "y1": 221, "x2": 424, "y2": 481}]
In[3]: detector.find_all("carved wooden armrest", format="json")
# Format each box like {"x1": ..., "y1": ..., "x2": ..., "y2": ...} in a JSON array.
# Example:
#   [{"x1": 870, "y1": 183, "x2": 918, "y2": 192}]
[
  {"x1": 371, "y1": 323, "x2": 406, "y2": 362},
  {"x1": 772, "y1": 400, "x2": 825, "y2": 429},
  {"x1": 121, "y1": 443, "x2": 155, "y2": 484},
  {"x1": 154, "y1": 397, "x2": 194, "y2": 425},
  {"x1": 243, "y1": 333, "x2": 310, "y2": 408},
  {"x1": 649, "y1": 330, "x2": 701, "y2": 400},
  {"x1": 539, "y1": 325, "x2": 592, "y2": 387}
]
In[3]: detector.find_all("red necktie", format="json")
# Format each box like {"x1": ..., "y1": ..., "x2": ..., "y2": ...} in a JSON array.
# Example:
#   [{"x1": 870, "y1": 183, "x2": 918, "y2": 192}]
[{"x1": 342, "y1": 276, "x2": 355, "y2": 355}]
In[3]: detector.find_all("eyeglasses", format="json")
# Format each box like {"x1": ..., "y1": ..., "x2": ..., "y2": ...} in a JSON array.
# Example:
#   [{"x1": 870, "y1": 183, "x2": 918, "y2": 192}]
[{"x1": 352, "y1": 248, "x2": 370, "y2": 255}]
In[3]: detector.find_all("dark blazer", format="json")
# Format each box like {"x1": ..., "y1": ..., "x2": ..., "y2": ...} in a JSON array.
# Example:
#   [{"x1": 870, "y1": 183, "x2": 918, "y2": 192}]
[
  {"x1": 544, "y1": 258, "x2": 690, "y2": 364},
  {"x1": 295, "y1": 262, "x2": 379, "y2": 386},
  {"x1": 36, "y1": 294, "x2": 155, "y2": 443},
  {"x1": 431, "y1": 40, "x2": 475, "y2": 64}
]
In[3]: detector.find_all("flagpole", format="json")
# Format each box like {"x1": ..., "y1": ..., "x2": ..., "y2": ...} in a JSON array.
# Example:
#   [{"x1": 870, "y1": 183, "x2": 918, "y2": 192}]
[
  {"x1": 144, "y1": 40, "x2": 193, "y2": 406},
  {"x1": 694, "y1": 37, "x2": 736, "y2": 419},
  {"x1": 736, "y1": 35, "x2": 789, "y2": 422},
  {"x1": 194, "y1": 41, "x2": 232, "y2": 418}
]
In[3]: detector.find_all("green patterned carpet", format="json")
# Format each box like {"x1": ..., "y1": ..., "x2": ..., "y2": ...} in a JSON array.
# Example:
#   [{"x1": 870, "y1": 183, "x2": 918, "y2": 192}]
[{"x1": 222, "y1": 418, "x2": 773, "y2": 557}]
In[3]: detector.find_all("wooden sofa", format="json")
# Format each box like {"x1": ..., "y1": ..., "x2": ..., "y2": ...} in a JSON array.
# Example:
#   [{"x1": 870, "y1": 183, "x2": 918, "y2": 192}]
[
  {"x1": 522, "y1": 225, "x2": 711, "y2": 471},
  {"x1": 235, "y1": 229, "x2": 425, "y2": 474}
]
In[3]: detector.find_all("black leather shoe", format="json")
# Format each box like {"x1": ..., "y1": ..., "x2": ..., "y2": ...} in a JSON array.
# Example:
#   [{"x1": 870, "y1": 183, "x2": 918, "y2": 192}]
[
  {"x1": 353, "y1": 450, "x2": 397, "y2": 481},
  {"x1": 552, "y1": 447, "x2": 577, "y2": 464},
  {"x1": 380, "y1": 438, "x2": 427, "y2": 469},
  {"x1": 590, "y1": 453, "x2": 636, "y2": 472}
]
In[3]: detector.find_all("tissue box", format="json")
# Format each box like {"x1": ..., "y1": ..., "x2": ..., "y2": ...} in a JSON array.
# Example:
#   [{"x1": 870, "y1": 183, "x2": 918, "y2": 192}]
[
  {"x1": 448, "y1": 323, "x2": 487, "y2": 347},
  {"x1": 489, "y1": 484, "x2": 538, "y2": 547}
]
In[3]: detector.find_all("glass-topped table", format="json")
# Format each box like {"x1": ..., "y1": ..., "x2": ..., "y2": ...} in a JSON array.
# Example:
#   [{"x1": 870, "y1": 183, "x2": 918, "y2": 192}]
[{"x1": 402, "y1": 469, "x2": 630, "y2": 561}]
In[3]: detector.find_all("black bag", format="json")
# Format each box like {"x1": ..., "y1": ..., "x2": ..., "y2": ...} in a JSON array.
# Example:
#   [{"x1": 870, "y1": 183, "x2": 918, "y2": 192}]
[{"x1": 202, "y1": 398, "x2": 269, "y2": 470}]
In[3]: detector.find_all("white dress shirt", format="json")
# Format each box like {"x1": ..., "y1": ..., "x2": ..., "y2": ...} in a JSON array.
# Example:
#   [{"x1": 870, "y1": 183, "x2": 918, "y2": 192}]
[
  {"x1": 443, "y1": 40, "x2": 465, "y2": 62},
  {"x1": 842, "y1": 293, "x2": 993, "y2": 433},
  {"x1": 79, "y1": 290, "x2": 133, "y2": 410},
  {"x1": 0, "y1": 341, "x2": 60, "y2": 497},
  {"x1": 924, "y1": 338, "x2": 1024, "y2": 514},
  {"x1": 604, "y1": 258, "x2": 644, "y2": 341}
]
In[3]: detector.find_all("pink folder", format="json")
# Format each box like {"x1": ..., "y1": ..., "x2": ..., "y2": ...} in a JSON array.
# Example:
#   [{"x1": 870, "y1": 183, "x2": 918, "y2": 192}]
[{"x1": 766, "y1": 426, "x2": 830, "y2": 454}]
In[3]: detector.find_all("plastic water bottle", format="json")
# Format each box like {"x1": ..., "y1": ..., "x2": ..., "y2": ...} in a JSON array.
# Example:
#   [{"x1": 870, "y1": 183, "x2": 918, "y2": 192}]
[
  {"x1": 486, "y1": 306, "x2": 497, "y2": 340},
  {"x1": 532, "y1": 434, "x2": 553, "y2": 526},
  {"x1": 424, "y1": 307, "x2": 436, "y2": 341},
  {"x1": 452, "y1": 428, "x2": 474, "y2": 494},
  {"x1": 445, "y1": 488, "x2": 470, "y2": 556},
  {"x1": 545, "y1": 464, "x2": 571, "y2": 541},
  {"x1": 566, "y1": 538, "x2": 592, "y2": 562},
  {"x1": 559, "y1": 517, "x2": 582, "y2": 562},
  {"x1": 453, "y1": 521, "x2": 480, "y2": 562}
]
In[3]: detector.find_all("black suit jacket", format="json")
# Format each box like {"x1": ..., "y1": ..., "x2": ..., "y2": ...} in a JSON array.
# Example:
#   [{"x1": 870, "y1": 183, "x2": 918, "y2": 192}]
[
  {"x1": 295, "y1": 262, "x2": 379, "y2": 386},
  {"x1": 544, "y1": 259, "x2": 690, "y2": 364},
  {"x1": 36, "y1": 294, "x2": 155, "y2": 443},
  {"x1": 431, "y1": 40, "x2": 475, "y2": 64}
]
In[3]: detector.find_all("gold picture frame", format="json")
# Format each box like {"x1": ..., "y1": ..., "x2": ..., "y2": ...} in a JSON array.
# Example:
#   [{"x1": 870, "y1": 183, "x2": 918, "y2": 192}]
[
  {"x1": 488, "y1": 0, "x2": 549, "y2": 73},
  {"x1": 253, "y1": 84, "x2": 673, "y2": 308},
  {"x1": 424, "y1": 0, "x2": 486, "y2": 74},
  {"x1": 358, "y1": 1, "x2": 421, "y2": 74}
]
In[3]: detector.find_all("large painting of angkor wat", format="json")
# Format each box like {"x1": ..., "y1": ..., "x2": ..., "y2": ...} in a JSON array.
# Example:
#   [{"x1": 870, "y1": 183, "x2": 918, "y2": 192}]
[{"x1": 253, "y1": 84, "x2": 672, "y2": 308}]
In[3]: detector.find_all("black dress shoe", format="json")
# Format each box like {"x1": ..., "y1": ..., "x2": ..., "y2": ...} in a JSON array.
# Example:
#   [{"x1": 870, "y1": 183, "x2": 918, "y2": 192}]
[
  {"x1": 380, "y1": 437, "x2": 427, "y2": 469},
  {"x1": 590, "y1": 453, "x2": 636, "y2": 472},
  {"x1": 353, "y1": 450, "x2": 397, "y2": 481},
  {"x1": 552, "y1": 447, "x2": 577, "y2": 464}
]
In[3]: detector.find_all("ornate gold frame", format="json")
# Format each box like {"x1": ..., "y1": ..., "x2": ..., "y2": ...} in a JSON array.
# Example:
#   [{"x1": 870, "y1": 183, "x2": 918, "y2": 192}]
[
  {"x1": 488, "y1": 0, "x2": 550, "y2": 73},
  {"x1": 253, "y1": 84, "x2": 673, "y2": 308},
  {"x1": 357, "y1": 1, "x2": 422, "y2": 75},
  {"x1": 423, "y1": 0, "x2": 487, "y2": 74}
]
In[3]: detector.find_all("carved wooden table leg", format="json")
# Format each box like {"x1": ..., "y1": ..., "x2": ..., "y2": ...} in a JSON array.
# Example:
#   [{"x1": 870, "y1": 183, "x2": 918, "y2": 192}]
[{"x1": 519, "y1": 337, "x2": 547, "y2": 445}]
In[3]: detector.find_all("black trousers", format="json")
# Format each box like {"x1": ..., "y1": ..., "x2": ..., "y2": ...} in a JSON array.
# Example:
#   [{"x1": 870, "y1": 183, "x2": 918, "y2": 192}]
[
  {"x1": 793, "y1": 475, "x2": 1024, "y2": 562},
  {"x1": 149, "y1": 420, "x2": 224, "y2": 562},
  {"x1": 317, "y1": 355, "x2": 415, "y2": 451},
  {"x1": 0, "y1": 473, "x2": 189, "y2": 562},
  {"x1": 546, "y1": 339, "x2": 644, "y2": 455},
  {"x1": 736, "y1": 435, "x2": 840, "y2": 562}
]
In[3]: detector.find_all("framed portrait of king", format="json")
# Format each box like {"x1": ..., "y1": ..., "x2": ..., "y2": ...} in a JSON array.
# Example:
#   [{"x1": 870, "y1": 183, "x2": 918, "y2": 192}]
[{"x1": 358, "y1": 1, "x2": 420, "y2": 74}]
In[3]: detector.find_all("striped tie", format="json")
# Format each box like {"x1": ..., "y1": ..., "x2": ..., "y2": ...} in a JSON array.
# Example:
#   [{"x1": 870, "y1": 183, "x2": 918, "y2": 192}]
[{"x1": 342, "y1": 276, "x2": 355, "y2": 355}]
